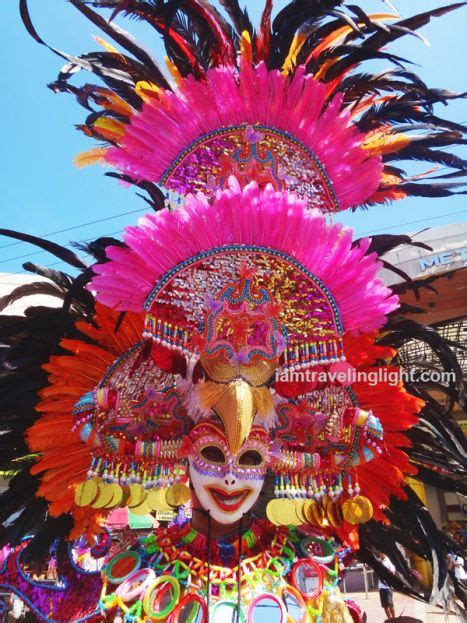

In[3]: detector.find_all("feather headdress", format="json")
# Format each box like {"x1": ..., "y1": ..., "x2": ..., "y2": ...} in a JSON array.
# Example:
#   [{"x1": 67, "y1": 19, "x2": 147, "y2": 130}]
[
  {"x1": 0, "y1": 1, "x2": 464, "y2": 616},
  {"x1": 20, "y1": 0, "x2": 466, "y2": 208}
]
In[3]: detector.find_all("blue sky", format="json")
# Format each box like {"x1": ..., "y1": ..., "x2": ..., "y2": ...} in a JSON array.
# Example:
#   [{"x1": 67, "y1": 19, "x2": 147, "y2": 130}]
[{"x1": 0, "y1": 0, "x2": 466, "y2": 279}]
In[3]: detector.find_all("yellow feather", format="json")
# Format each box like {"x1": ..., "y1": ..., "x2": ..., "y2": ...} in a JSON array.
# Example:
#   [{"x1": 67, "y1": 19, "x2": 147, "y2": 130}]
[
  {"x1": 93, "y1": 117, "x2": 125, "y2": 140},
  {"x1": 363, "y1": 131, "x2": 413, "y2": 156},
  {"x1": 240, "y1": 30, "x2": 252, "y2": 66},
  {"x1": 93, "y1": 35, "x2": 120, "y2": 56},
  {"x1": 314, "y1": 58, "x2": 338, "y2": 81},
  {"x1": 282, "y1": 32, "x2": 307, "y2": 74},
  {"x1": 311, "y1": 14, "x2": 398, "y2": 60},
  {"x1": 97, "y1": 90, "x2": 134, "y2": 117},
  {"x1": 164, "y1": 56, "x2": 183, "y2": 87},
  {"x1": 73, "y1": 148, "x2": 108, "y2": 169},
  {"x1": 135, "y1": 80, "x2": 161, "y2": 103}
]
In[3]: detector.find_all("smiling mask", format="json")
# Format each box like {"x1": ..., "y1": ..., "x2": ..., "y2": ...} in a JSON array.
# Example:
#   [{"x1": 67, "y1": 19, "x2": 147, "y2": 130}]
[{"x1": 189, "y1": 421, "x2": 270, "y2": 524}]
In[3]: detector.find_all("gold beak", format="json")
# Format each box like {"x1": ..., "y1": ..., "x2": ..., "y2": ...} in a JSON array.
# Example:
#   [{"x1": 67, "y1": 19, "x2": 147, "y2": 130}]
[{"x1": 213, "y1": 380, "x2": 255, "y2": 454}]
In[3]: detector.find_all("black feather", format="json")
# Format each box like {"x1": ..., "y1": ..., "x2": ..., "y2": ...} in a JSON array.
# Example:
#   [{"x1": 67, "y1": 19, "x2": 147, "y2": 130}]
[{"x1": 0, "y1": 229, "x2": 87, "y2": 270}]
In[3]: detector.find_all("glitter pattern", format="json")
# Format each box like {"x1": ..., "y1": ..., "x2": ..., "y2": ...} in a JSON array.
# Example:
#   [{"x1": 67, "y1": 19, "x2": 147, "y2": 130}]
[
  {"x1": 161, "y1": 125, "x2": 338, "y2": 212},
  {"x1": 143, "y1": 246, "x2": 344, "y2": 369},
  {"x1": 190, "y1": 423, "x2": 270, "y2": 481}
]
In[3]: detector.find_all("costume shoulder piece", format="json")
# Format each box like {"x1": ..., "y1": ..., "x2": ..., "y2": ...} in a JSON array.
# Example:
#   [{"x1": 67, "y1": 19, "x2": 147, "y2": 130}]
[{"x1": 0, "y1": 2, "x2": 465, "y2": 622}]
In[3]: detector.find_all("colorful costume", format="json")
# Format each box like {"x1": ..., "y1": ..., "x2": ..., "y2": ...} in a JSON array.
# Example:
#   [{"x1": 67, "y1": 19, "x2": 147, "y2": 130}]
[{"x1": 0, "y1": 1, "x2": 466, "y2": 621}]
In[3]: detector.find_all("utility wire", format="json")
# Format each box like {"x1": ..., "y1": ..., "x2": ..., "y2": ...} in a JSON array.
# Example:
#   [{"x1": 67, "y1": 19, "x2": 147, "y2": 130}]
[
  {"x1": 357, "y1": 210, "x2": 467, "y2": 237},
  {"x1": 0, "y1": 208, "x2": 146, "y2": 251},
  {"x1": 0, "y1": 230, "x2": 125, "y2": 266},
  {"x1": 1, "y1": 210, "x2": 466, "y2": 277}
]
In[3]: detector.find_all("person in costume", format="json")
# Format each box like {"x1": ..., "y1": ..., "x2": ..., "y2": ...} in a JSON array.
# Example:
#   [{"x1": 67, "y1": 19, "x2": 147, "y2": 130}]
[{"x1": 0, "y1": 1, "x2": 466, "y2": 622}]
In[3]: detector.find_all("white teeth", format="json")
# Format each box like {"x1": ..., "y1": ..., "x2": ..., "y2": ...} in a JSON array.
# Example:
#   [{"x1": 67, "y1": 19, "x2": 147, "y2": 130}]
[
  {"x1": 211, "y1": 490, "x2": 247, "y2": 506},
  {"x1": 221, "y1": 494, "x2": 243, "y2": 505}
]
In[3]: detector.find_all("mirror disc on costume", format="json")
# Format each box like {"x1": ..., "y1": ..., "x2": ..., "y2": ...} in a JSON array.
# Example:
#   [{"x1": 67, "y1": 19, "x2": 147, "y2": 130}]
[
  {"x1": 300, "y1": 537, "x2": 335, "y2": 565},
  {"x1": 143, "y1": 576, "x2": 180, "y2": 619},
  {"x1": 165, "y1": 483, "x2": 191, "y2": 507},
  {"x1": 127, "y1": 483, "x2": 146, "y2": 508},
  {"x1": 91, "y1": 483, "x2": 115, "y2": 509},
  {"x1": 247, "y1": 593, "x2": 286, "y2": 623},
  {"x1": 104, "y1": 551, "x2": 141, "y2": 584},
  {"x1": 282, "y1": 586, "x2": 307, "y2": 623},
  {"x1": 172, "y1": 594, "x2": 207, "y2": 623},
  {"x1": 342, "y1": 496, "x2": 373, "y2": 525},
  {"x1": 291, "y1": 559, "x2": 324, "y2": 600},
  {"x1": 75, "y1": 480, "x2": 98, "y2": 507},
  {"x1": 211, "y1": 600, "x2": 246, "y2": 623}
]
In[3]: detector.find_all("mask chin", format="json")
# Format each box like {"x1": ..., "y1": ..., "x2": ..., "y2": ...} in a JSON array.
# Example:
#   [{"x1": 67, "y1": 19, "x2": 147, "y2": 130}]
[{"x1": 188, "y1": 460, "x2": 264, "y2": 525}]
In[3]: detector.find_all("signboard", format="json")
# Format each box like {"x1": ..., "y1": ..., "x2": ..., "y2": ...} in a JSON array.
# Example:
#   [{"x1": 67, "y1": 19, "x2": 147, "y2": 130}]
[
  {"x1": 156, "y1": 510, "x2": 175, "y2": 522},
  {"x1": 419, "y1": 247, "x2": 467, "y2": 272}
]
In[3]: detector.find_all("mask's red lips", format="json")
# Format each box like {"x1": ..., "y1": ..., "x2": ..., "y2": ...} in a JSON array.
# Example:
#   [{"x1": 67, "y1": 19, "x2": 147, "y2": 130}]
[{"x1": 205, "y1": 486, "x2": 252, "y2": 513}]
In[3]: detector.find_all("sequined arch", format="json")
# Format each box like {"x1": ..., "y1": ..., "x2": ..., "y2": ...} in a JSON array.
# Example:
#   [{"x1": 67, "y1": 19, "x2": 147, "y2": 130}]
[
  {"x1": 160, "y1": 124, "x2": 339, "y2": 212},
  {"x1": 73, "y1": 341, "x2": 188, "y2": 444},
  {"x1": 143, "y1": 245, "x2": 345, "y2": 369}
]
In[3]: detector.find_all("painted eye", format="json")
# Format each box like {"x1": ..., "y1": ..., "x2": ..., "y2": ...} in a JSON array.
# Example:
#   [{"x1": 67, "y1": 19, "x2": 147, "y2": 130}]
[
  {"x1": 200, "y1": 445, "x2": 226, "y2": 464},
  {"x1": 238, "y1": 450, "x2": 263, "y2": 466}
]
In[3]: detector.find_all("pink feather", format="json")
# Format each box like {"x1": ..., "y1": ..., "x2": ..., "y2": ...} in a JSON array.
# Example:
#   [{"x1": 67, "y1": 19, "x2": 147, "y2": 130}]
[
  {"x1": 89, "y1": 182, "x2": 398, "y2": 336},
  {"x1": 106, "y1": 63, "x2": 382, "y2": 212}
]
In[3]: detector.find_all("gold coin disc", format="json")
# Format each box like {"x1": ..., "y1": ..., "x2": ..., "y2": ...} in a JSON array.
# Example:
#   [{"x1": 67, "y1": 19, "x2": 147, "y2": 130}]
[
  {"x1": 127, "y1": 483, "x2": 146, "y2": 508},
  {"x1": 274, "y1": 499, "x2": 300, "y2": 526},
  {"x1": 104, "y1": 483, "x2": 124, "y2": 509},
  {"x1": 266, "y1": 498, "x2": 281, "y2": 526},
  {"x1": 145, "y1": 489, "x2": 162, "y2": 512},
  {"x1": 165, "y1": 483, "x2": 191, "y2": 507},
  {"x1": 75, "y1": 480, "x2": 98, "y2": 508},
  {"x1": 293, "y1": 499, "x2": 306, "y2": 525},
  {"x1": 91, "y1": 483, "x2": 115, "y2": 509},
  {"x1": 156, "y1": 488, "x2": 173, "y2": 511},
  {"x1": 326, "y1": 502, "x2": 343, "y2": 528},
  {"x1": 129, "y1": 501, "x2": 152, "y2": 516},
  {"x1": 302, "y1": 500, "x2": 314, "y2": 525},
  {"x1": 146, "y1": 488, "x2": 171, "y2": 512},
  {"x1": 342, "y1": 496, "x2": 373, "y2": 525},
  {"x1": 266, "y1": 499, "x2": 281, "y2": 526}
]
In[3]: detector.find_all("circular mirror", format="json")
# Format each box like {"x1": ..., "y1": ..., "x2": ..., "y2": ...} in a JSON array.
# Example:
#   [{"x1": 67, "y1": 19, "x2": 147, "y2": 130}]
[
  {"x1": 290, "y1": 559, "x2": 324, "y2": 600},
  {"x1": 247, "y1": 593, "x2": 286, "y2": 623},
  {"x1": 211, "y1": 600, "x2": 246, "y2": 623},
  {"x1": 103, "y1": 550, "x2": 141, "y2": 584},
  {"x1": 143, "y1": 575, "x2": 180, "y2": 619},
  {"x1": 300, "y1": 537, "x2": 335, "y2": 565},
  {"x1": 172, "y1": 594, "x2": 206, "y2": 623},
  {"x1": 115, "y1": 567, "x2": 156, "y2": 602},
  {"x1": 281, "y1": 587, "x2": 307, "y2": 623}
]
